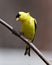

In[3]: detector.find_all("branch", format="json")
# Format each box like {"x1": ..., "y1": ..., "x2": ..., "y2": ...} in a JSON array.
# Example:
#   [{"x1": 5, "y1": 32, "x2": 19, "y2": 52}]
[{"x1": 0, "y1": 18, "x2": 51, "y2": 65}]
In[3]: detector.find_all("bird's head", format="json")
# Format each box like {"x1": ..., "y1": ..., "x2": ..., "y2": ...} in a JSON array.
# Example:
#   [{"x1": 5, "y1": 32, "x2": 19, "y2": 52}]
[{"x1": 16, "y1": 11, "x2": 30, "y2": 22}]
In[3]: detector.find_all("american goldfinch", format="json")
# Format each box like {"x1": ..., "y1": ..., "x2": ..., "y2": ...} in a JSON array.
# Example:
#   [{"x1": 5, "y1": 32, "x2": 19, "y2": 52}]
[{"x1": 16, "y1": 11, "x2": 37, "y2": 56}]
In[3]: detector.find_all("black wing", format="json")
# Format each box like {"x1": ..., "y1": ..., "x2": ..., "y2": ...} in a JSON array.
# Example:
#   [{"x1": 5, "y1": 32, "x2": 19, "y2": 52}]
[
  {"x1": 31, "y1": 20, "x2": 37, "y2": 42},
  {"x1": 35, "y1": 22, "x2": 37, "y2": 32}
]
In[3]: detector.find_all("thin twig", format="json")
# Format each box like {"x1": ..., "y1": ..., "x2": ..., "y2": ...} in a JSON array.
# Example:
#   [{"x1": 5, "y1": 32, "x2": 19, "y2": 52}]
[{"x1": 0, "y1": 18, "x2": 51, "y2": 65}]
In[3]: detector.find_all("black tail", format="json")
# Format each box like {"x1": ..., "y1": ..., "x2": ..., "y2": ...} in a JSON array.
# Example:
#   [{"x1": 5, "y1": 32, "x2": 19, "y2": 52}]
[{"x1": 24, "y1": 45, "x2": 30, "y2": 56}]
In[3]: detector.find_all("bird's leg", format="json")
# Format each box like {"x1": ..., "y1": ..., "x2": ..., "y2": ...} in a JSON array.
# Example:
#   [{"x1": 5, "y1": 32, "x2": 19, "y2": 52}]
[
  {"x1": 28, "y1": 46, "x2": 30, "y2": 56},
  {"x1": 24, "y1": 45, "x2": 30, "y2": 56},
  {"x1": 24, "y1": 46, "x2": 28, "y2": 55}
]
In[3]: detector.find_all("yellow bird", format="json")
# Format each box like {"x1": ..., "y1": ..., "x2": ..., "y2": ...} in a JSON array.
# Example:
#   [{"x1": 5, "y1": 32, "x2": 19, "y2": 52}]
[{"x1": 16, "y1": 11, "x2": 37, "y2": 56}]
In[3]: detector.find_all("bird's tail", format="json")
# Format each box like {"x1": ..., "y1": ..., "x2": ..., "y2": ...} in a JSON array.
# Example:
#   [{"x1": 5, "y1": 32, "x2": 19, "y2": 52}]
[{"x1": 24, "y1": 45, "x2": 30, "y2": 56}]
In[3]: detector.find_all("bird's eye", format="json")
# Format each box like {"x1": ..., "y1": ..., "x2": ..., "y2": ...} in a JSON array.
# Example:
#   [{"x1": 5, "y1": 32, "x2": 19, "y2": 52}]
[{"x1": 16, "y1": 13, "x2": 20, "y2": 18}]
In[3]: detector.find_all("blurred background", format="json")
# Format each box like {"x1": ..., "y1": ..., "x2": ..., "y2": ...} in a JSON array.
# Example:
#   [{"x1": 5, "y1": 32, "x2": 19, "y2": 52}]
[
  {"x1": 0, "y1": 0, "x2": 52, "y2": 65},
  {"x1": 0, "y1": 0, "x2": 52, "y2": 51}
]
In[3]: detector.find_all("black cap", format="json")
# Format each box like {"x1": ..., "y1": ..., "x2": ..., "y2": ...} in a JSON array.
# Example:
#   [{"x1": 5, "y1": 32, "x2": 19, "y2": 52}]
[{"x1": 16, "y1": 13, "x2": 20, "y2": 18}]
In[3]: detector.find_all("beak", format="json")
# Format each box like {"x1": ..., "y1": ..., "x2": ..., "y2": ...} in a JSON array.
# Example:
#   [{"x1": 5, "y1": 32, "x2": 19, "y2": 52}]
[{"x1": 16, "y1": 18, "x2": 19, "y2": 21}]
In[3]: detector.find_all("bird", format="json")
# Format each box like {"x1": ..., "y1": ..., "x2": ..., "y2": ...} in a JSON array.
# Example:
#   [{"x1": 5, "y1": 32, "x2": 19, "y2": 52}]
[{"x1": 16, "y1": 11, "x2": 37, "y2": 56}]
